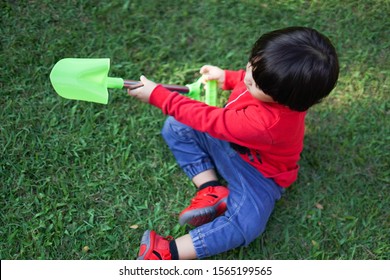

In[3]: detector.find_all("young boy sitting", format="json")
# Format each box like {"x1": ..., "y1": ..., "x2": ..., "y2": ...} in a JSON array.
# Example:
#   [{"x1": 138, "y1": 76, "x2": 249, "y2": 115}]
[{"x1": 128, "y1": 26, "x2": 339, "y2": 260}]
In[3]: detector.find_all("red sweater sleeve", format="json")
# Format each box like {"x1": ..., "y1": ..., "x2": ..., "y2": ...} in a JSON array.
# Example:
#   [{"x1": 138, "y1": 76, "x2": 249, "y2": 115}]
[
  {"x1": 149, "y1": 85, "x2": 272, "y2": 148},
  {"x1": 223, "y1": 70, "x2": 246, "y2": 90}
]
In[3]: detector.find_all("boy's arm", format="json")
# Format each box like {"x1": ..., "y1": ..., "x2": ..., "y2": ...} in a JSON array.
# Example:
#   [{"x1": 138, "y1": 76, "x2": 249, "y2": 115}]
[
  {"x1": 150, "y1": 85, "x2": 272, "y2": 148},
  {"x1": 223, "y1": 70, "x2": 246, "y2": 90}
]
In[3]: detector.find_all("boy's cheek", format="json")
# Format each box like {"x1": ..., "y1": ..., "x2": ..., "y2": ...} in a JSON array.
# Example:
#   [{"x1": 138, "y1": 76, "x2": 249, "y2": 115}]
[{"x1": 243, "y1": 73, "x2": 251, "y2": 87}]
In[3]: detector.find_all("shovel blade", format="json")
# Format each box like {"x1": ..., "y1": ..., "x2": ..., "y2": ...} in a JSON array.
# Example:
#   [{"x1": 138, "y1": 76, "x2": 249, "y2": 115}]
[{"x1": 50, "y1": 58, "x2": 116, "y2": 104}]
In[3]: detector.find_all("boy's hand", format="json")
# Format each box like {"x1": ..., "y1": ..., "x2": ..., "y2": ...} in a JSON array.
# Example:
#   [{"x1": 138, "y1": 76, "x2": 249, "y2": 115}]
[
  {"x1": 127, "y1": 75, "x2": 157, "y2": 103},
  {"x1": 200, "y1": 65, "x2": 225, "y2": 88}
]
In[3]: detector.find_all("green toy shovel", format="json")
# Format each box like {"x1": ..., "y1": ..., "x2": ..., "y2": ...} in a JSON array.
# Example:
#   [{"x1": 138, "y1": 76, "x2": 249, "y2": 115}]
[{"x1": 49, "y1": 58, "x2": 217, "y2": 105}]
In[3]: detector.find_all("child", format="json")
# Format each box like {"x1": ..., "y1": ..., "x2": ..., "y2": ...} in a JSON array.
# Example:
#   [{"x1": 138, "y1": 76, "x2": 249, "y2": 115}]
[{"x1": 128, "y1": 26, "x2": 339, "y2": 260}]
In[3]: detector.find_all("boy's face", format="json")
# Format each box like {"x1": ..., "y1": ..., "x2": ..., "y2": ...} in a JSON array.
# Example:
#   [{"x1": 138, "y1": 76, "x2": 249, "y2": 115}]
[{"x1": 244, "y1": 63, "x2": 275, "y2": 103}]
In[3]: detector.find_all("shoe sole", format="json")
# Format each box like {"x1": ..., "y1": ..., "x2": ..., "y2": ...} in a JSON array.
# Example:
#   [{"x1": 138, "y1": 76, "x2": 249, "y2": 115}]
[
  {"x1": 137, "y1": 230, "x2": 154, "y2": 260},
  {"x1": 178, "y1": 198, "x2": 227, "y2": 227}
]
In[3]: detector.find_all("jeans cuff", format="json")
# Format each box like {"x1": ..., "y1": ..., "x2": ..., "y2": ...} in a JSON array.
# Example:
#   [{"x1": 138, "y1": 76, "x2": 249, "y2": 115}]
[
  {"x1": 183, "y1": 159, "x2": 214, "y2": 180},
  {"x1": 189, "y1": 228, "x2": 208, "y2": 259}
]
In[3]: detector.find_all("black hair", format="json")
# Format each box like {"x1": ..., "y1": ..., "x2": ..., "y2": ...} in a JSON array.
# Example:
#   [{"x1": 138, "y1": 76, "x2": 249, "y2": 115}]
[{"x1": 249, "y1": 27, "x2": 339, "y2": 111}]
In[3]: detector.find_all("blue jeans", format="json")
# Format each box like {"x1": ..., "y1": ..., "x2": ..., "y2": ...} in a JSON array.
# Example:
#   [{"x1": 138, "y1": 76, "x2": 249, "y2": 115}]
[{"x1": 161, "y1": 117, "x2": 284, "y2": 259}]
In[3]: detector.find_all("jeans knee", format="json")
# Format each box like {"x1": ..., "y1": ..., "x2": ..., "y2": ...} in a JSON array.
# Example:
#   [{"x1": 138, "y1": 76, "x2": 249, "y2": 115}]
[
  {"x1": 238, "y1": 216, "x2": 265, "y2": 246},
  {"x1": 161, "y1": 116, "x2": 194, "y2": 144},
  {"x1": 227, "y1": 199, "x2": 269, "y2": 246}
]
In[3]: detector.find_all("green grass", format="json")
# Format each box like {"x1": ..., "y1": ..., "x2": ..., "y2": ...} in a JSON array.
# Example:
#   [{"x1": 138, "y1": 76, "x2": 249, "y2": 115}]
[{"x1": 1, "y1": 0, "x2": 389, "y2": 260}]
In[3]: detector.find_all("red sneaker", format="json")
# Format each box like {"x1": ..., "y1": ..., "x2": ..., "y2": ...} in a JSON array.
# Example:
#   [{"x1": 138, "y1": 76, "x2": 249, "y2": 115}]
[
  {"x1": 179, "y1": 186, "x2": 229, "y2": 227},
  {"x1": 137, "y1": 230, "x2": 173, "y2": 260}
]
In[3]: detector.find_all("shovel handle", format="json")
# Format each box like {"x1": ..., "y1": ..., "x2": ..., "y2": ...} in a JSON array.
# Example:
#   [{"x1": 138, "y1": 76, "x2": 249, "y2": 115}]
[{"x1": 123, "y1": 80, "x2": 189, "y2": 93}]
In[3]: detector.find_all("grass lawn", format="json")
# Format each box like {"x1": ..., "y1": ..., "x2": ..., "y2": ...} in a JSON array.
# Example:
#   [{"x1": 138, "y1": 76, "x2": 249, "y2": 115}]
[{"x1": 1, "y1": 0, "x2": 389, "y2": 260}]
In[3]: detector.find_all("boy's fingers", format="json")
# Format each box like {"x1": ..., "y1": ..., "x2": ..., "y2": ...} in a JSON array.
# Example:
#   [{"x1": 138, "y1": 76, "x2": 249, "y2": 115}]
[
  {"x1": 200, "y1": 74, "x2": 210, "y2": 84},
  {"x1": 200, "y1": 65, "x2": 212, "y2": 75},
  {"x1": 128, "y1": 76, "x2": 147, "y2": 96},
  {"x1": 127, "y1": 88, "x2": 138, "y2": 96},
  {"x1": 140, "y1": 75, "x2": 149, "y2": 84}
]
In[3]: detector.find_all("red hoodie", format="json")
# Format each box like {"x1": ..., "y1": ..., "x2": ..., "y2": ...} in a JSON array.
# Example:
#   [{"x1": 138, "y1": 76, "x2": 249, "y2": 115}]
[{"x1": 149, "y1": 70, "x2": 306, "y2": 187}]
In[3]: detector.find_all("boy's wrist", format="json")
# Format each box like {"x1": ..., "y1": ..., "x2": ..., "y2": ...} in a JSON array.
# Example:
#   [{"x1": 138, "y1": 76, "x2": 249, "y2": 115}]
[{"x1": 149, "y1": 84, "x2": 172, "y2": 108}]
